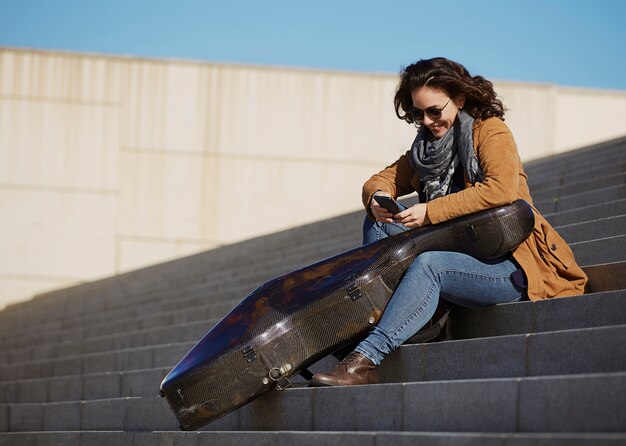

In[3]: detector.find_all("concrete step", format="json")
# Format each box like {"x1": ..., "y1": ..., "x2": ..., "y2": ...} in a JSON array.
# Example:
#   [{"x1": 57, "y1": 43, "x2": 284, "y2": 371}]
[
  {"x1": 0, "y1": 291, "x2": 242, "y2": 351},
  {"x1": 555, "y1": 215, "x2": 626, "y2": 244},
  {"x1": 527, "y1": 158, "x2": 626, "y2": 191},
  {"x1": 4, "y1": 321, "x2": 624, "y2": 404},
  {"x1": 529, "y1": 163, "x2": 626, "y2": 193},
  {"x1": 585, "y1": 261, "x2": 626, "y2": 293},
  {"x1": 236, "y1": 373, "x2": 626, "y2": 434},
  {"x1": 0, "y1": 319, "x2": 212, "y2": 365},
  {"x1": 0, "y1": 340, "x2": 195, "y2": 381},
  {"x1": 531, "y1": 173, "x2": 625, "y2": 202},
  {"x1": 544, "y1": 199, "x2": 626, "y2": 227},
  {"x1": 0, "y1": 367, "x2": 169, "y2": 404},
  {"x1": 446, "y1": 289, "x2": 626, "y2": 340},
  {"x1": 0, "y1": 283, "x2": 248, "y2": 343},
  {"x1": 524, "y1": 137, "x2": 626, "y2": 173},
  {"x1": 6, "y1": 372, "x2": 625, "y2": 433},
  {"x1": 534, "y1": 184, "x2": 626, "y2": 215},
  {"x1": 2, "y1": 431, "x2": 626, "y2": 446},
  {"x1": 570, "y1": 235, "x2": 626, "y2": 266},
  {"x1": 379, "y1": 324, "x2": 626, "y2": 384},
  {"x1": 527, "y1": 154, "x2": 625, "y2": 185},
  {"x1": 557, "y1": 214, "x2": 626, "y2": 244},
  {"x1": 525, "y1": 139, "x2": 625, "y2": 173}
]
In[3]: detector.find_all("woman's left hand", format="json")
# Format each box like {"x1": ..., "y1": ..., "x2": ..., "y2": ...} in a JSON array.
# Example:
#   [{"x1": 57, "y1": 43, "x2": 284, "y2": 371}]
[{"x1": 393, "y1": 203, "x2": 431, "y2": 228}]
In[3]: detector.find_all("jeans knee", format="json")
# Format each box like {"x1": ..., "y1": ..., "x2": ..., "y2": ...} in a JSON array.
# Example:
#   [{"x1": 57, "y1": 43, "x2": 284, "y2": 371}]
[
  {"x1": 363, "y1": 217, "x2": 384, "y2": 244},
  {"x1": 409, "y1": 251, "x2": 449, "y2": 278}
]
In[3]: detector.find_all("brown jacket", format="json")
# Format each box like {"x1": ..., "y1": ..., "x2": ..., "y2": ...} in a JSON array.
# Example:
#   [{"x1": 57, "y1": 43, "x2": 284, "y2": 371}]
[{"x1": 362, "y1": 117, "x2": 587, "y2": 300}]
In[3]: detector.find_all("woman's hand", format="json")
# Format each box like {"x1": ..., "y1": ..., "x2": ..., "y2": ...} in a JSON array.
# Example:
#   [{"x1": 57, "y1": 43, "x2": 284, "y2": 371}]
[
  {"x1": 371, "y1": 194, "x2": 430, "y2": 228},
  {"x1": 370, "y1": 193, "x2": 396, "y2": 223},
  {"x1": 394, "y1": 203, "x2": 430, "y2": 228}
]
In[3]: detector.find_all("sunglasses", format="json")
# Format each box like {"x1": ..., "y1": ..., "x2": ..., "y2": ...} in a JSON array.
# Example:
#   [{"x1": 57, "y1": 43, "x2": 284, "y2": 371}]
[{"x1": 408, "y1": 98, "x2": 451, "y2": 123}]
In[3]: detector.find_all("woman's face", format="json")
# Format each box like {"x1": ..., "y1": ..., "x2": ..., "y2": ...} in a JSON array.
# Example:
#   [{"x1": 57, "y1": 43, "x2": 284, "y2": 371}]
[{"x1": 411, "y1": 87, "x2": 465, "y2": 139}]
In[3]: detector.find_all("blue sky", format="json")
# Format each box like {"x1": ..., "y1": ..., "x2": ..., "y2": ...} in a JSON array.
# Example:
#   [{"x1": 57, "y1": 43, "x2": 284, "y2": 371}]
[{"x1": 1, "y1": 0, "x2": 625, "y2": 90}]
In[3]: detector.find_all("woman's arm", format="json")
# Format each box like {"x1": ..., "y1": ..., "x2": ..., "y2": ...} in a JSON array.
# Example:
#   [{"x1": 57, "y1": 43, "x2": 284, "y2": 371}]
[{"x1": 361, "y1": 151, "x2": 416, "y2": 219}]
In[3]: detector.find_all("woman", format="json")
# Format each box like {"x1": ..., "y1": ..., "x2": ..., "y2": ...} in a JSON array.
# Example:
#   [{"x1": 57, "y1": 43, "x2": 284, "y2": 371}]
[{"x1": 311, "y1": 57, "x2": 587, "y2": 387}]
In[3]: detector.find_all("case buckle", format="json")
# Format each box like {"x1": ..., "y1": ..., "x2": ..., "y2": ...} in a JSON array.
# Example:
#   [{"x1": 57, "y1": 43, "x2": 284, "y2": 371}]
[
  {"x1": 346, "y1": 274, "x2": 362, "y2": 300},
  {"x1": 242, "y1": 345, "x2": 257, "y2": 363}
]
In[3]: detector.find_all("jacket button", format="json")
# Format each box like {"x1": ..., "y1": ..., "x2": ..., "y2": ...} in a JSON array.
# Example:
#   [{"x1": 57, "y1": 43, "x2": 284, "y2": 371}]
[{"x1": 551, "y1": 243, "x2": 557, "y2": 251}]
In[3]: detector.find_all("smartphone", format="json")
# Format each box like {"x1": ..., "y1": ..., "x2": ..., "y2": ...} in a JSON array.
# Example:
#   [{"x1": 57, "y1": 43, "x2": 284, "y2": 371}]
[{"x1": 374, "y1": 195, "x2": 402, "y2": 214}]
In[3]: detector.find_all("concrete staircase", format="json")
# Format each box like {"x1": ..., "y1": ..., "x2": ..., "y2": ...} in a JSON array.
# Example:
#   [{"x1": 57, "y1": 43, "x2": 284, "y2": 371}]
[{"x1": 1, "y1": 136, "x2": 625, "y2": 445}]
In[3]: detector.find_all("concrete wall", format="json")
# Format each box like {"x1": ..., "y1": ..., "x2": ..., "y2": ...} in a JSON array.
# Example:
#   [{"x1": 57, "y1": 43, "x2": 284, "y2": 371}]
[{"x1": 1, "y1": 47, "x2": 625, "y2": 308}]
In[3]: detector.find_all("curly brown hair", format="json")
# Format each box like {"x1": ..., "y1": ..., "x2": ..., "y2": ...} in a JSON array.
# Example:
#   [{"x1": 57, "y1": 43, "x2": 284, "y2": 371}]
[{"x1": 394, "y1": 57, "x2": 505, "y2": 125}]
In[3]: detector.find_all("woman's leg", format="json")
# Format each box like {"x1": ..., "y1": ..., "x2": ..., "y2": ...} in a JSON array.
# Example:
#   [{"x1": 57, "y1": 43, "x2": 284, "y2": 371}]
[
  {"x1": 355, "y1": 251, "x2": 525, "y2": 365},
  {"x1": 311, "y1": 251, "x2": 525, "y2": 386}
]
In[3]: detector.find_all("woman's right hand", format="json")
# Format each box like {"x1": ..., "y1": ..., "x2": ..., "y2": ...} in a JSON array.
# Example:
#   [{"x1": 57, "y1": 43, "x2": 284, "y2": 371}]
[{"x1": 371, "y1": 193, "x2": 396, "y2": 223}]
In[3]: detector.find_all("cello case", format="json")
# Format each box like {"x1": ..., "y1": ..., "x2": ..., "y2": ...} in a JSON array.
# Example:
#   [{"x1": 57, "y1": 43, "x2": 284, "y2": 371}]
[{"x1": 161, "y1": 199, "x2": 535, "y2": 430}]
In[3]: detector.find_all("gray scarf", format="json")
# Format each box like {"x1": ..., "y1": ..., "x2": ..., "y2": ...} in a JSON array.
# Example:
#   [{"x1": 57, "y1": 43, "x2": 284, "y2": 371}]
[{"x1": 409, "y1": 110, "x2": 483, "y2": 201}]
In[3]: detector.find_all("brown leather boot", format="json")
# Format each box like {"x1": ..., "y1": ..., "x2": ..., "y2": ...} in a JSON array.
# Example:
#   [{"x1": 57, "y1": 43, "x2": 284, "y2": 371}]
[{"x1": 310, "y1": 352, "x2": 378, "y2": 386}]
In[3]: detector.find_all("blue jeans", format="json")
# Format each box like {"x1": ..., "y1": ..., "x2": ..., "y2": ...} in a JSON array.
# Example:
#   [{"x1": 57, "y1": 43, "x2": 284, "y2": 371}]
[{"x1": 355, "y1": 216, "x2": 525, "y2": 365}]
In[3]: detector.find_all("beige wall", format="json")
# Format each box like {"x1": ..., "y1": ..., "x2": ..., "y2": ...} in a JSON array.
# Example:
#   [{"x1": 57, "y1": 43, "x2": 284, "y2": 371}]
[{"x1": 1, "y1": 47, "x2": 625, "y2": 308}]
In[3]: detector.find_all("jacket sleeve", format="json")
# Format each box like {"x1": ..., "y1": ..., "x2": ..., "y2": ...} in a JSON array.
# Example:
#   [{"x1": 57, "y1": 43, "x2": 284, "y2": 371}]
[
  {"x1": 361, "y1": 151, "x2": 417, "y2": 219},
  {"x1": 427, "y1": 118, "x2": 521, "y2": 224}
]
